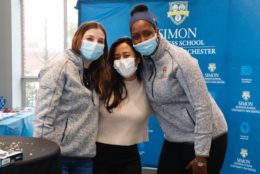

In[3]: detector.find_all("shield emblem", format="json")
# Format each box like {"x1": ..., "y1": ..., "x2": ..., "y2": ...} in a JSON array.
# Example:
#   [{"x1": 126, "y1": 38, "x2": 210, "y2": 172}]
[
  {"x1": 240, "y1": 148, "x2": 248, "y2": 158},
  {"x1": 168, "y1": 1, "x2": 189, "y2": 25},
  {"x1": 208, "y1": 63, "x2": 216, "y2": 72},
  {"x1": 242, "y1": 91, "x2": 250, "y2": 101}
]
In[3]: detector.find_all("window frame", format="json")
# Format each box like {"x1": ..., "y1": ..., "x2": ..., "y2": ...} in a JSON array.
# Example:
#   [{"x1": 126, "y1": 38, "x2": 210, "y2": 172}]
[{"x1": 21, "y1": 0, "x2": 70, "y2": 107}]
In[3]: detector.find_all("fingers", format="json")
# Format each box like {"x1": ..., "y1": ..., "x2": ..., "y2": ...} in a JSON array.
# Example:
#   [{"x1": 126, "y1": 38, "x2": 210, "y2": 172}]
[
  {"x1": 185, "y1": 159, "x2": 207, "y2": 174},
  {"x1": 185, "y1": 162, "x2": 191, "y2": 170}
]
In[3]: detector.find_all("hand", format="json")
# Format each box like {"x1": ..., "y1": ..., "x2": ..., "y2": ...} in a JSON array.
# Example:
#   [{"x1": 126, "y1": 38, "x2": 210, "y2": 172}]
[{"x1": 185, "y1": 157, "x2": 207, "y2": 174}]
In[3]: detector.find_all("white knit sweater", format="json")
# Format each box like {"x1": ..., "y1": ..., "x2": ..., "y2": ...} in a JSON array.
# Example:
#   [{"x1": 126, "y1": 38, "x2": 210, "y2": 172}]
[{"x1": 97, "y1": 78, "x2": 151, "y2": 145}]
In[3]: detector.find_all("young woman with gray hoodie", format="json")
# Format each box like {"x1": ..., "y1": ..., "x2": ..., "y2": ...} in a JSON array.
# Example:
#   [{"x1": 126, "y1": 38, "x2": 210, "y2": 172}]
[
  {"x1": 34, "y1": 21, "x2": 109, "y2": 174},
  {"x1": 129, "y1": 4, "x2": 228, "y2": 174}
]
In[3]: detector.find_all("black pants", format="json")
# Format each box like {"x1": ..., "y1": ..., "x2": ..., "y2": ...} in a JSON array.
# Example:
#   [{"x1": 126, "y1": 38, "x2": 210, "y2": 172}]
[
  {"x1": 157, "y1": 133, "x2": 228, "y2": 174},
  {"x1": 93, "y1": 142, "x2": 141, "y2": 174}
]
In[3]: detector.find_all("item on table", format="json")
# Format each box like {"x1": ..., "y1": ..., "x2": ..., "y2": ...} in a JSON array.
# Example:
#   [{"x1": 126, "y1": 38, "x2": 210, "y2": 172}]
[
  {"x1": 0, "y1": 141, "x2": 23, "y2": 168},
  {"x1": 2, "y1": 108, "x2": 16, "y2": 113},
  {"x1": 0, "y1": 96, "x2": 6, "y2": 111}
]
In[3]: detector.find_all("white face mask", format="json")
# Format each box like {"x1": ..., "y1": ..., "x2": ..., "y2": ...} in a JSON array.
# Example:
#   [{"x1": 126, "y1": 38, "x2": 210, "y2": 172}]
[{"x1": 113, "y1": 57, "x2": 138, "y2": 78}]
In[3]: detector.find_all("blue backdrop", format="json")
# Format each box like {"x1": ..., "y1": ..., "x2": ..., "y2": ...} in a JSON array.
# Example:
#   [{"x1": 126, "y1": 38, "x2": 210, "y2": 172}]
[{"x1": 76, "y1": 0, "x2": 260, "y2": 173}]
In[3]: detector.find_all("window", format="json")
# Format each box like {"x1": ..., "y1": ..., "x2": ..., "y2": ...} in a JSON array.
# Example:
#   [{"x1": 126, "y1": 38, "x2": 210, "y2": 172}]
[{"x1": 21, "y1": 0, "x2": 78, "y2": 107}]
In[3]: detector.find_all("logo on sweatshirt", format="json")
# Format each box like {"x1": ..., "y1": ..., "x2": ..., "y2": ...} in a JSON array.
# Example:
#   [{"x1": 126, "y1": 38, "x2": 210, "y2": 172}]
[{"x1": 168, "y1": 1, "x2": 189, "y2": 25}]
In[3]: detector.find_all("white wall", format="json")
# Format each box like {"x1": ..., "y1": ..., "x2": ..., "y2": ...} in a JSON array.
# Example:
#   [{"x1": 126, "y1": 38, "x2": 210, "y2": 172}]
[{"x1": 0, "y1": 0, "x2": 22, "y2": 109}]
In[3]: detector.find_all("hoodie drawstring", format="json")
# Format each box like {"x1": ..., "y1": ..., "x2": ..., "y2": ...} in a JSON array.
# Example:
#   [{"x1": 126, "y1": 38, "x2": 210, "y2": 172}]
[
  {"x1": 83, "y1": 68, "x2": 95, "y2": 105},
  {"x1": 146, "y1": 57, "x2": 156, "y2": 98}
]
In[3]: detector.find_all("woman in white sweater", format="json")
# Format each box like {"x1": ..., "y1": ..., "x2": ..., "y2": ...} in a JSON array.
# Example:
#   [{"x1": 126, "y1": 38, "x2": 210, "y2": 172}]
[{"x1": 93, "y1": 37, "x2": 151, "y2": 174}]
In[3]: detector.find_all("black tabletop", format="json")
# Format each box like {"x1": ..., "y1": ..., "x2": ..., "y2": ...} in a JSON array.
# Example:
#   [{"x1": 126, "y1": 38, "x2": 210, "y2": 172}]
[{"x1": 0, "y1": 136, "x2": 62, "y2": 174}]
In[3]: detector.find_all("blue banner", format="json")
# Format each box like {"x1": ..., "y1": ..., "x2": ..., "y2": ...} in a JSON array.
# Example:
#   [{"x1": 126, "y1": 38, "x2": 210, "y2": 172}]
[{"x1": 77, "y1": 0, "x2": 260, "y2": 173}]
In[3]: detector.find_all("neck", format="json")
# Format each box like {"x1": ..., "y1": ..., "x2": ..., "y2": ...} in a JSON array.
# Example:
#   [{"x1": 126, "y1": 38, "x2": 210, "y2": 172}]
[{"x1": 124, "y1": 73, "x2": 137, "y2": 81}]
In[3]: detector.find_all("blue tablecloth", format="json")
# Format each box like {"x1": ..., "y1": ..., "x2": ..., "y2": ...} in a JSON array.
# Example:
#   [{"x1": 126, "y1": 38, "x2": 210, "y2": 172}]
[{"x1": 0, "y1": 111, "x2": 34, "y2": 136}]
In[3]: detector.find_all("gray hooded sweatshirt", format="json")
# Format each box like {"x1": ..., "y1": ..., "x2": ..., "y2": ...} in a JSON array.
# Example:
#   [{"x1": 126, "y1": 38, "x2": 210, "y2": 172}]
[
  {"x1": 34, "y1": 49, "x2": 99, "y2": 157},
  {"x1": 142, "y1": 37, "x2": 227, "y2": 156}
]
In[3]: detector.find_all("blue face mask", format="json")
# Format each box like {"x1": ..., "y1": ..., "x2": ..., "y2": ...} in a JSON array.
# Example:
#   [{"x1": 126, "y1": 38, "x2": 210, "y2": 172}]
[
  {"x1": 80, "y1": 40, "x2": 105, "y2": 61},
  {"x1": 133, "y1": 34, "x2": 158, "y2": 56}
]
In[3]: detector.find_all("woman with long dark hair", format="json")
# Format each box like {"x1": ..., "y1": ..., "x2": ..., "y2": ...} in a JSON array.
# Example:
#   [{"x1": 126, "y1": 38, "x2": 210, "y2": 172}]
[{"x1": 94, "y1": 37, "x2": 151, "y2": 174}]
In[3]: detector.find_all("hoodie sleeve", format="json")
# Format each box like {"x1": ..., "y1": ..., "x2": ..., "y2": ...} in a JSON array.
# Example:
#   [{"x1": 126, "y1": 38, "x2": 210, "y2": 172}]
[
  {"x1": 33, "y1": 59, "x2": 66, "y2": 139},
  {"x1": 174, "y1": 48, "x2": 213, "y2": 157}
]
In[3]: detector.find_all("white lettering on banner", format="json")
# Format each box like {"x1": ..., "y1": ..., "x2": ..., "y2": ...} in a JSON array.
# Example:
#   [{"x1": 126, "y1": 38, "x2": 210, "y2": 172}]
[
  {"x1": 231, "y1": 94, "x2": 260, "y2": 114},
  {"x1": 238, "y1": 101, "x2": 254, "y2": 107},
  {"x1": 240, "y1": 135, "x2": 249, "y2": 141},
  {"x1": 230, "y1": 158, "x2": 256, "y2": 172},
  {"x1": 179, "y1": 40, "x2": 204, "y2": 46},
  {"x1": 159, "y1": 27, "x2": 217, "y2": 56},
  {"x1": 187, "y1": 48, "x2": 216, "y2": 55},
  {"x1": 237, "y1": 158, "x2": 251, "y2": 164},
  {"x1": 204, "y1": 64, "x2": 225, "y2": 84},
  {"x1": 241, "y1": 78, "x2": 253, "y2": 84},
  {"x1": 159, "y1": 27, "x2": 197, "y2": 39},
  {"x1": 205, "y1": 73, "x2": 219, "y2": 78}
]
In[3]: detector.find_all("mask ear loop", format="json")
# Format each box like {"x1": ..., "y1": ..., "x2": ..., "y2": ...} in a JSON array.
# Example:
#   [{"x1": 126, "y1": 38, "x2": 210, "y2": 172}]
[{"x1": 146, "y1": 57, "x2": 156, "y2": 98}]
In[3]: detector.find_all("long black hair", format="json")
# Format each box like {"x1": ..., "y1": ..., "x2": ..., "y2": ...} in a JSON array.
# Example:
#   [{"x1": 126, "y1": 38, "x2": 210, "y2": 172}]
[{"x1": 102, "y1": 37, "x2": 142, "y2": 113}]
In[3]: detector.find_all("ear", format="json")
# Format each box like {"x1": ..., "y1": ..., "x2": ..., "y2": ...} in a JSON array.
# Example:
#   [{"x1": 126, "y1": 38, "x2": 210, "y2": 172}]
[{"x1": 156, "y1": 28, "x2": 160, "y2": 37}]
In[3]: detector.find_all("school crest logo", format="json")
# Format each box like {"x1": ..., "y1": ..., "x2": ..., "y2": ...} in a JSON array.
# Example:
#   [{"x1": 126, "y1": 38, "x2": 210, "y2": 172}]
[
  {"x1": 242, "y1": 91, "x2": 250, "y2": 101},
  {"x1": 240, "y1": 148, "x2": 248, "y2": 158},
  {"x1": 167, "y1": 1, "x2": 189, "y2": 25},
  {"x1": 208, "y1": 63, "x2": 216, "y2": 72}
]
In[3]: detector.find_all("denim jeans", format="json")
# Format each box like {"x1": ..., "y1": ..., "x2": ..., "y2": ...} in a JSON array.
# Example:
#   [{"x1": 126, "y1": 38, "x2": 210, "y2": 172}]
[{"x1": 61, "y1": 156, "x2": 93, "y2": 174}]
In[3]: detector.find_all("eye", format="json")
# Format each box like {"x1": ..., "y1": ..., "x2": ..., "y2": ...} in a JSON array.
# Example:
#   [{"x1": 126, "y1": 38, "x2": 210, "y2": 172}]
[
  {"x1": 98, "y1": 39, "x2": 105, "y2": 44},
  {"x1": 132, "y1": 34, "x2": 140, "y2": 42},
  {"x1": 122, "y1": 54, "x2": 130, "y2": 58},
  {"x1": 114, "y1": 54, "x2": 121, "y2": 60},
  {"x1": 86, "y1": 37, "x2": 94, "y2": 42},
  {"x1": 143, "y1": 31, "x2": 153, "y2": 37}
]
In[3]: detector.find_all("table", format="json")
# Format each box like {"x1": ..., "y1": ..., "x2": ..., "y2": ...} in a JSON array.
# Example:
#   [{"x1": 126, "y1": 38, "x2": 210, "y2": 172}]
[
  {"x1": 0, "y1": 111, "x2": 34, "y2": 136},
  {"x1": 0, "y1": 136, "x2": 62, "y2": 174}
]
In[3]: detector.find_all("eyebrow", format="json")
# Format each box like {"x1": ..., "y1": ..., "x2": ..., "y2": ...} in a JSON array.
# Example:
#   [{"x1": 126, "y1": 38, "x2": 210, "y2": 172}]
[
  {"x1": 85, "y1": 34, "x2": 105, "y2": 40},
  {"x1": 115, "y1": 51, "x2": 131, "y2": 55}
]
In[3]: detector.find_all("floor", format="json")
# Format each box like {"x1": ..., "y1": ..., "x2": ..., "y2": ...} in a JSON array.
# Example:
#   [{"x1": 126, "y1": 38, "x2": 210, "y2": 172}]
[{"x1": 142, "y1": 167, "x2": 157, "y2": 174}]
